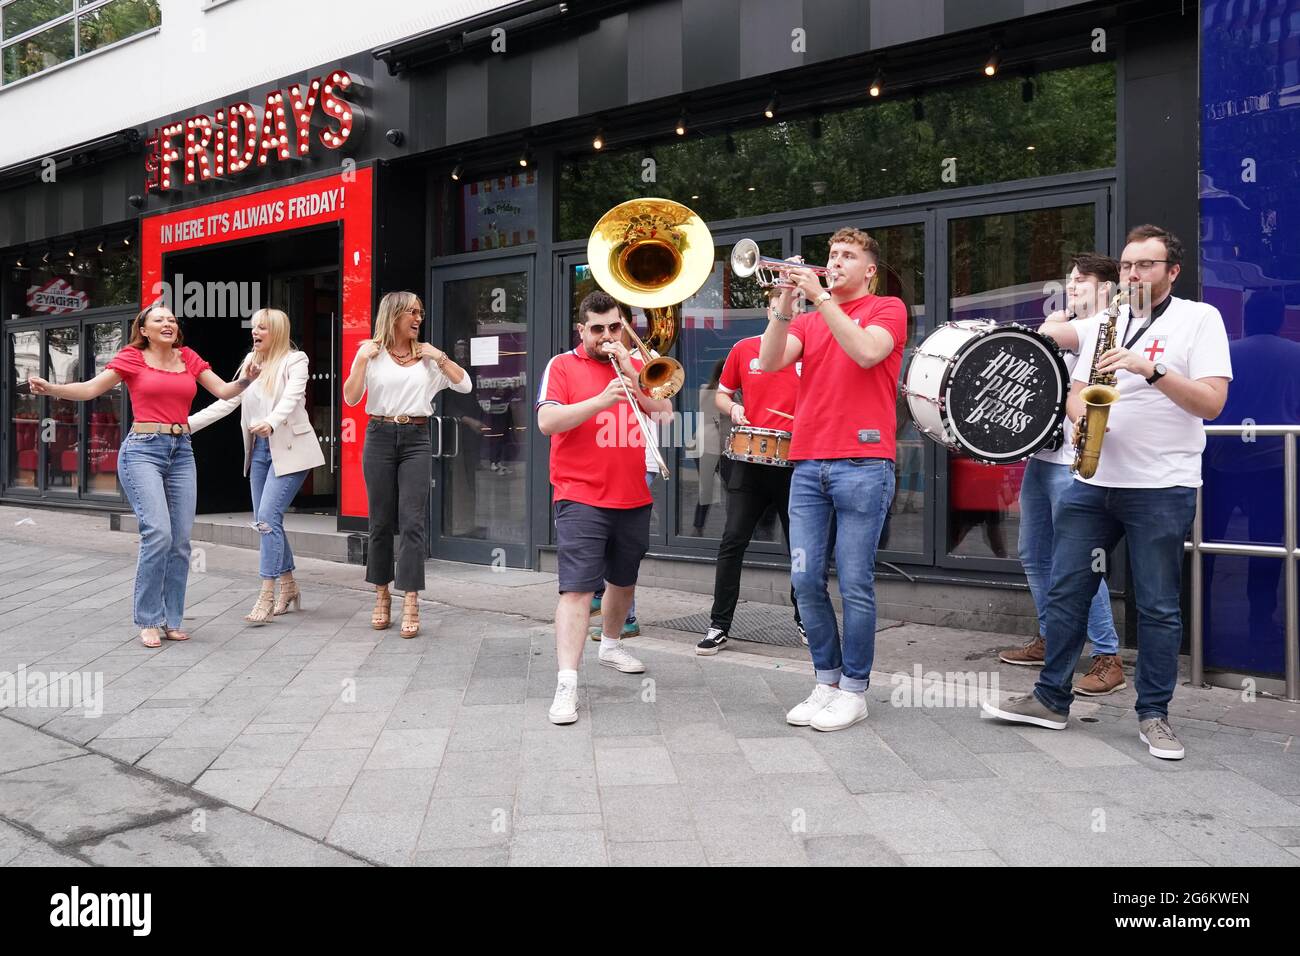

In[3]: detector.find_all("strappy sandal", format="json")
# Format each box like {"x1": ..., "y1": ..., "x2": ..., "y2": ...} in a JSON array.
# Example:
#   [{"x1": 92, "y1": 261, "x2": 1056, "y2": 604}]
[
  {"x1": 371, "y1": 585, "x2": 392, "y2": 630},
  {"x1": 140, "y1": 627, "x2": 164, "y2": 648},
  {"x1": 400, "y1": 592, "x2": 420, "y2": 639},
  {"x1": 273, "y1": 579, "x2": 301, "y2": 615},
  {"x1": 164, "y1": 628, "x2": 190, "y2": 641},
  {"x1": 245, "y1": 586, "x2": 275, "y2": 625}
]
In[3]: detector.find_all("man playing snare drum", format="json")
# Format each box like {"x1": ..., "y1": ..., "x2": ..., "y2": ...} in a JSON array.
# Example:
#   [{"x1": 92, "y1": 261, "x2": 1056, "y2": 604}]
[{"x1": 696, "y1": 335, "x2": 804, "y2": 655}]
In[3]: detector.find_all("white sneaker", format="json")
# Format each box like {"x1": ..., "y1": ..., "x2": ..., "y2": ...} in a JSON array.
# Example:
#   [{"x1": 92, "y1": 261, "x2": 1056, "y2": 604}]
[
  {"x1": 785, "y1": 683, "x2": 838, "y2": 726},
  {"x1": 598, "y1": 641, "x2": 645, "y2": 674},
  {"x1": 548, "y1": 679, "x2": 578, "y2": 725},
  {"x1": 810, "y1": 689, "x2": 869, "y2": 732}
]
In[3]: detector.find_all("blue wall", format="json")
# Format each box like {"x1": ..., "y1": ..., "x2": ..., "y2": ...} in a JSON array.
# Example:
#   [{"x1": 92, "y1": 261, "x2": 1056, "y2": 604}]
[{"x1": 1200, "y1": 2, "x2": 1300, "y2": 675}]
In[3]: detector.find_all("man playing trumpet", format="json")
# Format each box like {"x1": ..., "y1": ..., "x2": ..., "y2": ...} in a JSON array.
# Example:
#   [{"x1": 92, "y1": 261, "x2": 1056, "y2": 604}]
[{"x1": 536, "y1": 291, "x2": 673, "y2": 725}]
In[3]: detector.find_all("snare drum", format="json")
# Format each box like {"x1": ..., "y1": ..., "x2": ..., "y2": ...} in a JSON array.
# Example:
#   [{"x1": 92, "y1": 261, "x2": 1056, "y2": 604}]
[
  {"x1": 903, "y1": 321, "x2": 1068, "y2": 465},
  {"x1": 724, "y1": 426, "x2": 794, "y2": 467}
]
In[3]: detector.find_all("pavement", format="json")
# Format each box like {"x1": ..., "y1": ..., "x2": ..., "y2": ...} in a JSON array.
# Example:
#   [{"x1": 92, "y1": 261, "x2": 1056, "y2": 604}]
[{"x1": 0, "y1": 504, "x2": 1298, "y2": 867}]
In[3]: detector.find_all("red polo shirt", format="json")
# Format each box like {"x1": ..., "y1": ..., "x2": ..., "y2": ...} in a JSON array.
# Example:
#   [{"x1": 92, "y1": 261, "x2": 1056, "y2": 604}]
[
  {"x1": 718, "y1": 335, "x2": 801, "y2": 432},
  {"x1": 537, "y1": 347, "x2": 653, "y2": 508},
  {"x1": 787, "y1": 293, "x2": 907, "y2": 461}
]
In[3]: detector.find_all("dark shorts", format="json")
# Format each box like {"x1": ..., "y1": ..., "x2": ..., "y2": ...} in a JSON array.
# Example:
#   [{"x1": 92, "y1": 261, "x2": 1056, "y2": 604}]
[{"x1": 554, "y1": 499, "x2": 652, "y2": 593}]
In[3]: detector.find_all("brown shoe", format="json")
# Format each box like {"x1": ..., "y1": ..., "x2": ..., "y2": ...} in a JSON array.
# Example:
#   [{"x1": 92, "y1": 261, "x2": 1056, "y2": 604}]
[
  {"x1": 1074, "y1": 654, "x2": 1126, "y2": 696},
  {"x1": 999, "y1": 635, "x2": 1046, "y2": 666}
]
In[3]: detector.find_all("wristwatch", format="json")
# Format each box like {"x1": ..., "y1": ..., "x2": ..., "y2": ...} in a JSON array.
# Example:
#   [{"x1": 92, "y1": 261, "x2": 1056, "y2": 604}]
[
  {"x1": 1146, "y1": 362, "x2": 1167, "y2": 385},
  {"x1": 815, "y1": 291, "x2": 833, "y2": 306}
]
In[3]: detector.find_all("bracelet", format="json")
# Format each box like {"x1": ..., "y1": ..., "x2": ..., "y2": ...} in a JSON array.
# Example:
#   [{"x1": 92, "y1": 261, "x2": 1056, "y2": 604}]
[{"x1": 769, "y1": 306, "x2": 791, "y2": 322}]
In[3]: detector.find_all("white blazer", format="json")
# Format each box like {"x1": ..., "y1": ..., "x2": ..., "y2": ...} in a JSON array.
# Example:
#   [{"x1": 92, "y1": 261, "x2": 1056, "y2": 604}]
[{"x1": 188, "y1": 350, "x2": 327, "y2": 477}]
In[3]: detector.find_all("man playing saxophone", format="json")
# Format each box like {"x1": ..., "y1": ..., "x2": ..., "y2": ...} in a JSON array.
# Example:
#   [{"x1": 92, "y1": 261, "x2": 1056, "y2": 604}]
[{"x1": 983, "y1": 225, "x2": 1232, "y2": 761}]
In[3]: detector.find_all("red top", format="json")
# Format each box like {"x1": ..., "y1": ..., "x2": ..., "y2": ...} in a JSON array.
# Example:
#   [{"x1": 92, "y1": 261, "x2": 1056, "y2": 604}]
[
  {"x1": 536, "y1": 347, "x2": 652, "y2": 509},
  {"x1": 787, "y1": 293, "x2": 908, "y2": 460},
  {"x1": 107, "y1": 346, "x2": 211, "y2": 424},
  {"x1": 718, "y1": 335, "x2": 802, "y2": 432}
]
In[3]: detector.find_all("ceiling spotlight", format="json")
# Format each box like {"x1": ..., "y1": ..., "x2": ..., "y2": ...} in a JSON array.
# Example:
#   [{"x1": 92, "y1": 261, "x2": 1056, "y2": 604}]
[
  {"x1": 763, "y1": 94, "x2": 777, "y2": 120},
  {"x1": 593, "y1": 129, "x2": 604, "y2": 150},
  {"x1": 450, "y1": 162, "x2": 462, "y2": 181},
  {"x1": 869, "y1": 70, "x2": 883, "y2": 98},
  {"x1": 123, "y1": 236, "x2": 131, "y2": 246},
  {"x1": 675, "y1": 112, "x2": 686, "y2": 136},
  {"x1": 518, "y1": 147, "x2": 532, "y2": 168},
  {"x1": 984, "y1": 45, "x2": 1001, "y2": 77},
  {"x1": 42, "y1": 251, "x2": 49, "y2": 264},
  {"x1": 97, "y1": 241, "x2": 105, "y2": 253},
  {"x1": 1026, "y1": 145, "x2": 1036, "y2": 151},
  {"x1": 67, "y1": 248, "x2": 75, "y2": 258},
  {"x1": 15, "y1": 257, "x2": 23, "y2": 268}
]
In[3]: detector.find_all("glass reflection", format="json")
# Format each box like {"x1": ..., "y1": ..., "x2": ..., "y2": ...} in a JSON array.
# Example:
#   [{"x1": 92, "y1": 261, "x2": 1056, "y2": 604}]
[
  {"x1": 9, "y1": 330, "x2": 39, "y2": 488},
  {"x1": 46, "y1": 325, "x2": 79, "y2": 492},
  {"x1": 89, "y1": 322, "x2": 123, "y2": 494}
]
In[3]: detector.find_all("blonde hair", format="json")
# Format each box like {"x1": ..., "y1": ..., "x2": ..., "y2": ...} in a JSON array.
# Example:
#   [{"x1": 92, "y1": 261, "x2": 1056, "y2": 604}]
[
  {"x1": 239, "y1": 309, "x2": 295, "y2": 404},
  {"x1": 371, "y1": 291, "x2": 423, "y2": 353}
]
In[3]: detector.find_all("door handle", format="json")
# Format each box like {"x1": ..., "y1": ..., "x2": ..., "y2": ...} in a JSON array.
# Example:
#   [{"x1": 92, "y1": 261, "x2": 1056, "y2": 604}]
[
  {"x1": 448, "y1": 417, "x2": 461, "y2": 459},
  {"x1": 431, "y1": 415, "x2": 444, "y2": 459}
]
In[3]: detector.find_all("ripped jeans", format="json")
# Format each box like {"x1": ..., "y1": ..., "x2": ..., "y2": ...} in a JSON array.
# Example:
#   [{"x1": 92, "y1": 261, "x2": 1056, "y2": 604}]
[{"x1": 249, "y1": 436, "x2": 308, "y2": 579}]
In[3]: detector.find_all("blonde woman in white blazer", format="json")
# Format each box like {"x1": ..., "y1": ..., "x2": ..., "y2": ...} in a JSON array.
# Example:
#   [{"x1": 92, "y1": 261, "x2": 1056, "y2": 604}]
[{"x1": 189, "y1": 308, "x2": 326, "y2": 623}]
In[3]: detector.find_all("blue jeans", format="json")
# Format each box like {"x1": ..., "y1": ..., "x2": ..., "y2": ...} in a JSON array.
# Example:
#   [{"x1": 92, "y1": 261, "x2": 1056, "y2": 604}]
[
  {"x1": 1035, "y1": 482, "x2": 1197, "y2": 720},
  {"x1": 789, "y1": 458, "x2": 894, "y2": 693},
  {"x1": 1017, "y1": 458, "x2": 1119, "y2": 655},
  {"x1": 249, "y1": 436, "x2": 309, "y2": 579},
  {"x1": 118, "y1": 432, "x2": 197, "y2": 629}
]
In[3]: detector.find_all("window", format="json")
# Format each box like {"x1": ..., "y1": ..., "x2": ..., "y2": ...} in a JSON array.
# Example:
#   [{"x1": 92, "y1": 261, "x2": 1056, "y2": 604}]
[
  {"x1": 1, "y1": 0, "x2": 158, "y2": 86},
  {"x1": 558, "y1": 62, "x2": 1116, "y2": 241},
  {"x1": 3, "y1": 234, "x2": 137, "y2": 321},
  {"x1": 437, "y1": 170, "x2": 539, "y2": 256}
]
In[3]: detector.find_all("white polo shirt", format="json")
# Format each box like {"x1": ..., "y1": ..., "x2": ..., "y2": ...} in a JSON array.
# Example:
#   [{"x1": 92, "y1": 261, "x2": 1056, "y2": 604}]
[{"x1": 1071, "y1": 296, "x2": 1232, "y2": 488}]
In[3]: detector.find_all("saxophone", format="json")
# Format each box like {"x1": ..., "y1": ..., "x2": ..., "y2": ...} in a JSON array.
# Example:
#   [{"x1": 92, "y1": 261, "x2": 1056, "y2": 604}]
[{"x1": 1071, "y1": 291, "x2": 1128, "y2": 478}]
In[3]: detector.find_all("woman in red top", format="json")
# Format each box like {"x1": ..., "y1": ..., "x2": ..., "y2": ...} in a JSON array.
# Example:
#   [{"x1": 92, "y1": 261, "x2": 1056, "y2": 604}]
[{"x1": 30, "y1": 305, "x2": 259, "y2": 648}]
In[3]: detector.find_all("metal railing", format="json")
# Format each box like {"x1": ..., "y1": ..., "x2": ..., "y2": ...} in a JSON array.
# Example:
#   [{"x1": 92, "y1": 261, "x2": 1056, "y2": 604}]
[{"x1": 1187, "y1": 425, "x2": 1299, "y2": 702}]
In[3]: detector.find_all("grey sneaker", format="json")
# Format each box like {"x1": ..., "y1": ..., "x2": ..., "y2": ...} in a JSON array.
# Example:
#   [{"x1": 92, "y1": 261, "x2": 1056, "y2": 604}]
[
  {"x1": 1139, "y1": 717, "x2": 1185, "y2": 760},
  {"x1": 980, "y1": 692, "x2": 1068, "y2": 730}
]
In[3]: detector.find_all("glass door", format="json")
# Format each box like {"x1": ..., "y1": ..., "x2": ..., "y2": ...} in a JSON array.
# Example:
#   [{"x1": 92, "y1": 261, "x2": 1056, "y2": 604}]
[
  {"x1": 429, "y1": 256, "x2": 534, "y2": 566},
  {"x1": 935, "y1": 189, "x2": 1110, "y2": 572}
]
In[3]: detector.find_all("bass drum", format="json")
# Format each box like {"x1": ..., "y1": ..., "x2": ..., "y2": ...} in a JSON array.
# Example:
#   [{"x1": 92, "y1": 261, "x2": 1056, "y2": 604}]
[{"x1": 904, "y1": 321, "x2": 1068, "y2": 465}]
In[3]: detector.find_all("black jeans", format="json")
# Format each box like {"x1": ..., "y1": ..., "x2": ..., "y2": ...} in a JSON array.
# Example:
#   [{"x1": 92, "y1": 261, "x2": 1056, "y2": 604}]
[
  {"x1": 363, "y1": 420, "x2": 431, "y2": 592},
  {"x1": 709, "y1": 459, "x2": 802, "y2": 632}
]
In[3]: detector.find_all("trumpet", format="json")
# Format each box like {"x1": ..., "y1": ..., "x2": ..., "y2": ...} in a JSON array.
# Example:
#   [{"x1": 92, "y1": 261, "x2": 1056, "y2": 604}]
[{"x1": 730, "y1": 238, "x2": 834, "y2": 290}]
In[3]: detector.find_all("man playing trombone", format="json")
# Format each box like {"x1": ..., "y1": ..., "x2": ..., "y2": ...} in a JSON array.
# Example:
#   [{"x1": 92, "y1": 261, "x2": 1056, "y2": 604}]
[{"x1": 536, "y1": 290, "x2": 673, "y2": 725}]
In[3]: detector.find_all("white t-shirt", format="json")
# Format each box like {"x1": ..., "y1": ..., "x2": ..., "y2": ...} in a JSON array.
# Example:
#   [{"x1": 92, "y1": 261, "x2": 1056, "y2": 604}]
[
  {"x1": 1071, "y1": 296, "x2": 1232, "y2": 488},
  {"x1": 359, "y1": 346, "x2": 473, "y2": 417},
  {"x1": 1034, "y1": 315, "x2": 1102, "y2": 466}
]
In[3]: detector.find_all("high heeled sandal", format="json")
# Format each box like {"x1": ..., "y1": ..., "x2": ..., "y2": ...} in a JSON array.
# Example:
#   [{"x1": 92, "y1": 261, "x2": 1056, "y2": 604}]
[
  {"x1": 371, "y1": 586, "x2": 392, "y2": 630},
  {"x1": 245, "y1": 587, "x2": 276, "y2": 625},
  {"x1": 400, "y1": 593, "x2": 420, "y2": 639},
  {"x1": 140, "y1": 627, "x2": 164, "y2": 648},
  {"x1": 273, "y1": 579, "x2": 301, "y2": 615}
]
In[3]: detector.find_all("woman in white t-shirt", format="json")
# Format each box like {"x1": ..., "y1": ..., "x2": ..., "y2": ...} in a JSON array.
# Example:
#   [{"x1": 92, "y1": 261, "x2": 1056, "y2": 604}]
[
  {"x1": 343, "y1": 291, "x2": 472, "y2": 637},
  {"x1": 189, "y1": 308, "x2": 326, "y2": 623}
]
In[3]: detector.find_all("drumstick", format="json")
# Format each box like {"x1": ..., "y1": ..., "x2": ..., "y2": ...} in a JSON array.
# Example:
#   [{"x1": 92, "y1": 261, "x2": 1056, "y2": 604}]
[{"x1": 766, "y1": 408, "x2": 795, "y2": 421}]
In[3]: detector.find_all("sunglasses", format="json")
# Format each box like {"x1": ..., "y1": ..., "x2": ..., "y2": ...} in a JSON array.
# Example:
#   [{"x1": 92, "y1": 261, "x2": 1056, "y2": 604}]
[
  {"x1": 404, "y1": 308, "x2": 425, "y2": 317},
  {"x1": 585, "y1": 323, "x2": 623, "y2": 336}
]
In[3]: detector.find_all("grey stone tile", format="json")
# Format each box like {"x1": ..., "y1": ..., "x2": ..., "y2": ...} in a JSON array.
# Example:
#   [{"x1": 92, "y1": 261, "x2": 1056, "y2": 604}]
[
  {"x1": 810, "y1": 728, "x2": 928, "y2": 794},
  {"x1": 608, "y1": 841, "x2": 708, "y2": 866},
  {"x1": 738, "y1": 737, "x2": 831, "y2": 774},
  {"x1": 1254, "y1": 827, "x2": 1300, "y2": 847},
  {"x1": 516, "y1": 768, "x2": 599, "y2": 816},
  {"x1": 519, "y1": 729, "x2": 595, "y2": 771},
  {"x1": 4, "y1": 844, "x2": 91, "y2": 866},
  {"x1": 1146, "y1": 810, "x2": 1300, "y2": 866},
  {"x1": 254, "y1": 785, "x2": 348, "y2": 839},
  {"x1": 300, "y1": 711, "x2": 388, "y2": 751},
  {"x1": 760, "y1": 774, "x2": 875, "y2": 837},
  {"x1": 590, "y1": 701, "x2": 661, "y2": 737},
  {"x1": 433, "y1": 750, "x2": 521, "y2": 798},
  {"x1": 0, "y1": 753, "x2": 200, "y2": 846},
  {"x1": 413, "y1": 847, "x2": 509, "y2": 866},
  {"x1": 327, "y1": 811, "x2": 424, "y2": 866},
  {"x1": 93, "y1": 706, "x2": 195, "y2": 740},
  {"x1": 594, "y1": 744, "x2": 678, "y2": 787},
  {"x1": 662, "y1": 721, "x2": 739, "y2": 755},
  {"x1": 0, "y1": 716, "x2": 85, "y2": 773},
  {"x1": 600, "y1": 784, "x2": 697, "y2": 844},
  {"x1": 1013, "y1": 726, "x2": 1138, "y2": 768},
  {"x1": 384, "y1": 690, "x2": 461, "y2": 730},
  {"x1": 364, "y1": 728, "x2": 450, "y2": 771},
  {"x1": 446, "y1": 704, "x2": 524, "y2": 753},
  {"x1": 1209, "y1": 752, "x2": 1300, "y2": 797},
  {"x1": 901, "y1": 849, "x2": 1006, "y2": 866},
  {"x1": 418, "y1": 795, "x2": 514, "y2": 850},
  {"x1": 0, "y1": 820, "x2": 40, "y2": 866},
  {"x1": 508, "y1": 829, "x2": 607, "y2": 866},
  {"x1": 856, "y1": 792, "x2": 990, "y2": 855},
  {"x1": 341, "y1": 768, "x2": 438, "y2": 814},
  {"x1": 513, "y1": 812, "x2": 604, "y2": 831},
  {"x1": 802, "y1": 833, "x2": 908, "y2": 866},
  {"x1": 211, "y1": 733, "x2": 306, "y2": 770},
  {"x1": 192, "y1": 767, "x2": 282, "y2": 811},
  {"x1": 673, "y1": 751, "x2": 761, "y2": 801},
  {"x1": 274, "y1": 748, "x2": 369, "y2": 789},
  {"x1": 136, "y1": 746, "x2": 223, "y2": 785},
  {"x1": 690, "y1": 804, "x2": 808, "y2": 866}
]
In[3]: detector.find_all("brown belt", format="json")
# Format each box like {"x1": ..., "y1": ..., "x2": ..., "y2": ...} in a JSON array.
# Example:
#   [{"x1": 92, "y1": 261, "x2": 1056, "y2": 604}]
[
  {"x1": 374, "y1": 415, "x2": 429, "y2": 425},
  {"x1": 131, "y1": 422, "x2": 190, "y2": 435}
]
